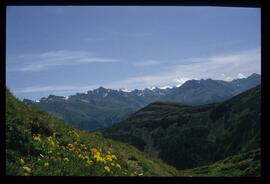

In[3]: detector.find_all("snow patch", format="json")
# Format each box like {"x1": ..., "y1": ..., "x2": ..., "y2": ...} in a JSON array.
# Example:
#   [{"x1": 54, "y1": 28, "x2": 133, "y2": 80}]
[
  {"x1": 160, "y1": 85, "x2": 173, "y2": 89},
  {"x1": 174, "y1": 77, "x2": 190, "y2": 87},
  {"x1": 149, "y1": 86, "x2": 157, "y2": 90},
  {"x1": 237, "y1": 73, "x2": 246, "y2": 79},
  {"x1": 119, "y1": 88, "x2": 131, "y2": 92}
]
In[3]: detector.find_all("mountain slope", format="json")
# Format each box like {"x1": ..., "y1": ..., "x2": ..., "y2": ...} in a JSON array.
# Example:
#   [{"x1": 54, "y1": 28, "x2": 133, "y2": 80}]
[
  {"x1": 6, "y1": 88, "x2": 179, "y2": 176},
  {"x1": 162, "y1": 73, "x2": 261, "y2": 105},
  {"x1": 101, "y1": 85, "x2": 261, "y2": 170},
  {"x1": 23, "y1": 73, "x2": 260, "y2": 130},
  {"x1": 178, "y1": 148, "x2": 260, "y2": 177}
]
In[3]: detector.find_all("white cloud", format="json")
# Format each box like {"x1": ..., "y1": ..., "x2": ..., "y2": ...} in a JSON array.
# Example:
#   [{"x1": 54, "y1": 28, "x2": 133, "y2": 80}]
[
  {"x1": 8, "y1": 50, "x2": 120, "y2": 72},
  {"x1": 15, "y1": 85, "x2": 97, "y2": 93},
  {"x1": 134, "y1": 60, "x2": 160, "y2": 67},
  {"x1": 14, "y1": 48, "x2": 261, "y2": 95},
  {"x1": 105, "y1": 48, "x2": 261, "y2": 89}
]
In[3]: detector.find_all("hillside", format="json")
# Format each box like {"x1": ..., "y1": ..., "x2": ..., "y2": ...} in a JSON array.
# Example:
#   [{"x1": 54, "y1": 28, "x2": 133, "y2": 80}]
[
  {"x1": 178, "y1": 148, "x2": 260, "y2": 177},
  {"x1": 23, "y1": 74, "x2": 260, "y2": 130},
  {"x1": 6, "y1": 88, "x2": 179, "y2": 176},
  {"x1": 101, "y1": 85, "x2": 261, "y2": 170},
  {"x1": 6, "y1": 87, "x2": 261, "y2": 176}
]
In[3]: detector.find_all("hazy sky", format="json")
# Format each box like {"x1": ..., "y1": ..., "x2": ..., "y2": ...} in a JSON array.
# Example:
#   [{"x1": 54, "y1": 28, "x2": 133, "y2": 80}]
[{"x1": 6, "y1": 6, "x2": 261, "y2": 100}]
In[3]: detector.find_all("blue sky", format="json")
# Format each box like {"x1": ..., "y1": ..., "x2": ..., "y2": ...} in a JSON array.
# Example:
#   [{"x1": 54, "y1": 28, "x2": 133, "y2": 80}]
[{"x1": 6, "y1": 6, "x2": 261, "y2": 100}]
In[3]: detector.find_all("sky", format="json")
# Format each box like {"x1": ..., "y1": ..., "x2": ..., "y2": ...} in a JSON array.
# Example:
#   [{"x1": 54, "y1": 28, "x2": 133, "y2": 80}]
[{"x1": 6, "y1": 6, "x2": 261, "y2": 100}]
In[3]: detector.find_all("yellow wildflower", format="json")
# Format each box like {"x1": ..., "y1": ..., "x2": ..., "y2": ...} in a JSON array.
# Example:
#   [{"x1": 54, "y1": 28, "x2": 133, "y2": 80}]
[
  {"x1": 104, "y1": 166, "x2": 110, "y2": 173},
  {"x1": 64, "y1": 157, "x2": 69, "y2": 162},
  {"x1": 33, "y1": 134, "x2": 41, "y2": 142},
  {"x1": 116, "y1": 163, "x2": 121, "y2": 169},
  {"x1": 19, "y1": 158, "x2": 25, "y2": 166},
  {"x1": 111, "y1": 163, "x2": 115, "y2": 166},
  {"x1": 44, "y1": 162, "x2": 49, "y2": 167},
  {"x1": 47, "y1": 136, "x2": 58, "y2": 147},
  {"x1": 23, "y1": 166, "x2": 31, "y2": 173},
  {"x1": 95, "y1": 155, "x2": 106, "y2": 164},
  {"x1": 90, "y1": 148, "x2": 98, "y2": 154},
  {"x1": 105, "y1": 155, "x2": 113, "y2": 162},
  {"x1": 86, "y1": 160, "x2": 93, "y2": 165},
  {"x1": 111, "y1": 155, "x2": 117, "y2": 160}
]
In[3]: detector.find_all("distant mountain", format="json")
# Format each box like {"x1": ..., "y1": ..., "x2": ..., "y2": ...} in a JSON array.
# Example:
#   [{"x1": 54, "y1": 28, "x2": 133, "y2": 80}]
[
  {"x1": 162, "y1": 73, "x2": 261, "y2": 105},
  {"x1": 101, "y1": 85, "x2": 261, "y2": 170},
  {"x1": 23, "y1": 73, "x2": 261, "y2": 130}
]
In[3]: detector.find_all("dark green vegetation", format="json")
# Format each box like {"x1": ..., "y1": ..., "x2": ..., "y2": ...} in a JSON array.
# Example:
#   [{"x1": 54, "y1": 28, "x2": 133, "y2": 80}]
[
  {"x1": 179, "y1": 149, "x2": 260, "y2": 177},
  {"x1": 6, "y1": 88, "x2": 180, "y2": 176},
  {"x1": 23, "y1": 74, "x2": 260, "y2": 130},
  {"x1": 101, "y1": 85, "x2": 261, "y2": 173}
]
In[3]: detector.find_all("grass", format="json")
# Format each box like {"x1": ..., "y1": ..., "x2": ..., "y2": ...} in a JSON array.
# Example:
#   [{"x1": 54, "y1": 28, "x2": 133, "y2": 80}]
[
  {"x1": 6, "y1": 88, "x2": 179, "y2": 176},
  {"x1": 178, "y1": 148, "x2": 261, "y2": 177}
]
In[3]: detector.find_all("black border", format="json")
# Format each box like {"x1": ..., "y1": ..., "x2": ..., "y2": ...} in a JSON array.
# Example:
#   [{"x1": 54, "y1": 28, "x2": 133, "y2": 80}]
[{"x1": 1, "y1": 0, "x2": 268, "y2": 184}]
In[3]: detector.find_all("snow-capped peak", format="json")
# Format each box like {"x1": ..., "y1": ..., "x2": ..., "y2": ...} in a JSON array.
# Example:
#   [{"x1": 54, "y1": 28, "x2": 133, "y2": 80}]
[
  {"x1": 119, "y1": 88, "x2": 131, "y2": 92},
  {"x1": 237, "y1": 73, "x2": 246, "y2": 79},
  {"x1": 148, "y1": 86, "x2": 157, "y2": 90},
  {"x1": 160, "y1": 85, "x2": 173, "y2": 89},
  {"x1": 174, "y1": 77, "x2": 190, "y2": 87}
]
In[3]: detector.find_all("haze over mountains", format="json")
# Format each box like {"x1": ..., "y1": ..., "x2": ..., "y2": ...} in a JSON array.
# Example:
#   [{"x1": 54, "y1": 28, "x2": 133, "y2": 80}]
[{"x1": 23, "y1": 73, "x2": 260, "y2": 130}]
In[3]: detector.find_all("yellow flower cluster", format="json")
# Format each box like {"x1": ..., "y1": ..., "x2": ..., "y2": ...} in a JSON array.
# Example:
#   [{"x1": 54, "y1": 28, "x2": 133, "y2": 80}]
[
  {"x1": 47, "y1": 136, "x2": 59, "y2": 147},
  {"x1": 115, "y1": 163, "x2": 121, "y2": 170},
  {"x1": 23, "y1": 166, "x2": 32, "y2": 173},
  {"x1": 44, "y1": 162, "x2": 49, "y2": 167},
  {"x1": 33, "y1": 134, "x2": 42, "y2": 142},
  {"x1": 28, "y1": 131, "x2": 125, "y2": 176},
  {"x1": 19, "y1": 158, "x2": 32, "y2": 174},
  {"x1": 67, "y1": 143, "x2": 76, "y2": 152},
  {"x1": 104, "y1": 166, "x2": 110, "y2": 173},
  {"x1": 19, "y1": 158, "x2": 25, "y2": 166}
]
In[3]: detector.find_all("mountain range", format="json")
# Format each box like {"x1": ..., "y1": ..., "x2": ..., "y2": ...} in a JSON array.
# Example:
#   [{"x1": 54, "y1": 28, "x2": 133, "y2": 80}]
[
  {"x1": 23, "y1": 73, "x2": 261, "y2": 130},
  {"x1": 101, "y1": 85, "x2": 261, "y2": 170}
]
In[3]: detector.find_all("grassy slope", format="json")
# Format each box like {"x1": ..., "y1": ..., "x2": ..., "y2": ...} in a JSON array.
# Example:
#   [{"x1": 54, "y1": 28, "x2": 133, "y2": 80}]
[
  {"x1": 101, "y1": 85, "x2": 261, "y2": 170},
  {"x1": 6, "y1": 88, "x2": 179, "y2": 176},
  {"x1": 178, "y1": 148, "x2": 260, "y2": 177}
]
